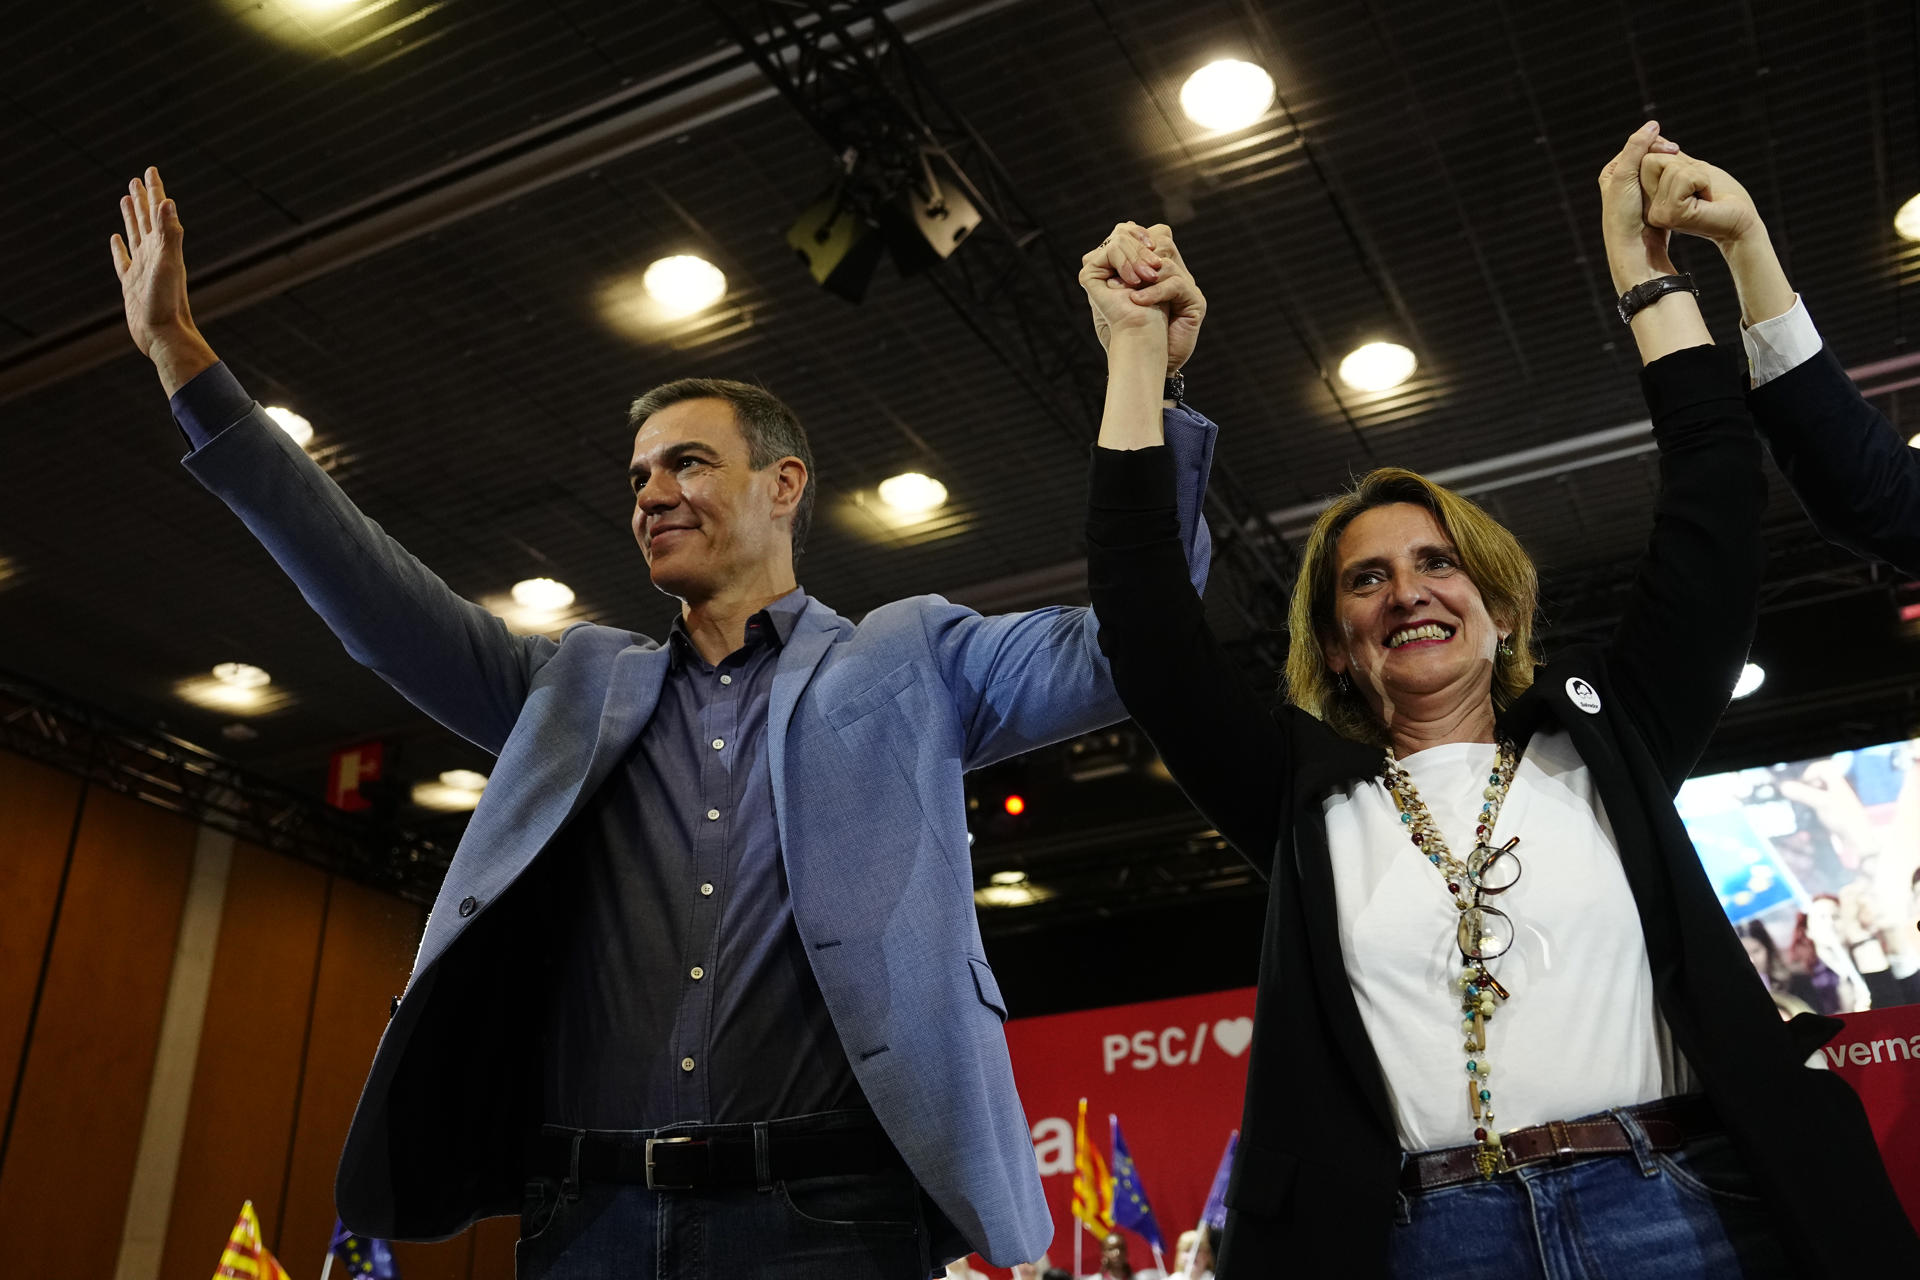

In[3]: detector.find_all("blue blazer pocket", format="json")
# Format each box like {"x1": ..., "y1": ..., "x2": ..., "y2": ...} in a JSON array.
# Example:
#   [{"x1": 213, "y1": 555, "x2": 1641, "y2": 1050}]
[
  {"x1": 824, "y1": 661, "x2": 920, "y2": 731},
  {"x1": 968, "y1": 957, "x2": 1008, "y2": 1022}
]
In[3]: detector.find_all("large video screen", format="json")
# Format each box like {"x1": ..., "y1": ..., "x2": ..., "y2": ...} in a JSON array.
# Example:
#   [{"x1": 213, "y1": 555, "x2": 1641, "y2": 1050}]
[{"x1": 1679, "y1": 737, "x2": 1920, "y2": 1015}]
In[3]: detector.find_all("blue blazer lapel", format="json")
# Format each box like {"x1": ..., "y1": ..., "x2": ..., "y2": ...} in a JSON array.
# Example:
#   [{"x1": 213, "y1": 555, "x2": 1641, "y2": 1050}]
[
  {"x1": 570, "y1": 642, "x2": 673, "y2": 820},
  {"x1": 765, "y1": 602, "x2": 844, "y2": 845}
]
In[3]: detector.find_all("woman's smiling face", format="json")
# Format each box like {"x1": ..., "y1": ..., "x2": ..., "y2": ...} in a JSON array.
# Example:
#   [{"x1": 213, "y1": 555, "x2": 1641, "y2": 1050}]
[{"x1": 1323, "y1": 501, "x2": 1507, "y2": 714}]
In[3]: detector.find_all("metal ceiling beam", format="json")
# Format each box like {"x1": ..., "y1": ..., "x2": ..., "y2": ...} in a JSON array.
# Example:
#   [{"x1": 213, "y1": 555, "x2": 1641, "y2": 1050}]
[{"x1": 0, "y1": 0, "x2": 1026, "y2": 407}]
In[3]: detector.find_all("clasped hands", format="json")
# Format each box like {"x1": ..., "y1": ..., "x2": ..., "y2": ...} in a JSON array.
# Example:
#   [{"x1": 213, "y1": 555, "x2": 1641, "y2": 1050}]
[{"x1": 1079, "y1": 220, "x2": 1206, "y2": 377}]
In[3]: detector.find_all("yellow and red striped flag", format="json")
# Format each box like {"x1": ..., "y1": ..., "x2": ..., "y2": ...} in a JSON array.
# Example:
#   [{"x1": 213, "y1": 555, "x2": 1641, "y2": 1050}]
[
  {"x1": 213, "y1": 1200, "x2": 292, "y2": 1280},
  {"x1": 1070, "y1": 1097, "x2": 1114, "y2": 1238}
]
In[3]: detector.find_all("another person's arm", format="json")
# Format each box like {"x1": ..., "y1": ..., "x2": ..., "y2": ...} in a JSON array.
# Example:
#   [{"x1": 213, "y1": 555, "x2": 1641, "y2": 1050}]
[
  {"x1": 1081, "y1": 223, "x2": 1287, "y2": 869},
  {"x1": 111, "y1": 168, "x2": 552, "y2": 752},
  {"x1": 1597, "y1": 126, "x2": 1767, "y2": 787},
  {"x1": 1641, "y1": 146, "x2": 1920, "y2": 574}
]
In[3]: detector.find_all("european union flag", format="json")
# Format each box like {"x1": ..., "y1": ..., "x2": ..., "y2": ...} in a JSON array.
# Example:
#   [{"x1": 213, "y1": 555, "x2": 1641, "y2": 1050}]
[
  {"x1": 1200, "y1": 1131, "x2": 1238, "y2": 1229},
  {"x1": 1108, "y1": 1113, "x2": 1166, "y2": 1254},
  {"x1": 328, "y1": 1219, "x2": 399, "y2": 1279}
]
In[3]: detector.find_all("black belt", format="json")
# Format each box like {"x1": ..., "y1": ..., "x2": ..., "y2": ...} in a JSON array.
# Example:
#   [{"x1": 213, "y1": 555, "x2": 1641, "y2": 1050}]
[
  {"x1": 1400, "y1": 1095, "x2": 1721, "y2": 1193},
  {"x1": 533, "y1": 1116, "x2": 906, "y2": 1192}
]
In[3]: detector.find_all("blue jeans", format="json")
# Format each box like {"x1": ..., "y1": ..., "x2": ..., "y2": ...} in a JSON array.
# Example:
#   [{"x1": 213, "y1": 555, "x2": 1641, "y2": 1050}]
[
  {"x1": 516, "y1": 1111, "x2": 936, "y2": 1279},
  {"x1": 1390, "y1": 1106, "x2": 1791, "y2": 1278}
]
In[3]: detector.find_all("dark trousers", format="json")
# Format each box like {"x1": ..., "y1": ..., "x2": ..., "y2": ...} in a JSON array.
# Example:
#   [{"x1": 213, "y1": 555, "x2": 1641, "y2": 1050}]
[{"x1": 517, "y1": 1111, "x2": 938, "y2": 1279}]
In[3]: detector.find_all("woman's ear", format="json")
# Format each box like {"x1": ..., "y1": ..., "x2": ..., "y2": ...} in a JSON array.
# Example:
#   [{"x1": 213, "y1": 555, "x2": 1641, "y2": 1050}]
[{"x1": 1320, "y1": 632, "x2": 1348, "y2": 676}]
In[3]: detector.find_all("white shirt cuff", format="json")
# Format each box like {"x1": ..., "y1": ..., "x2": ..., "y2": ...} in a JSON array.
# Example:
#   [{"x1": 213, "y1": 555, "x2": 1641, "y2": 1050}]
[{"x1": 1742, "y1": 294, "x2": 1822, "y2": 388}]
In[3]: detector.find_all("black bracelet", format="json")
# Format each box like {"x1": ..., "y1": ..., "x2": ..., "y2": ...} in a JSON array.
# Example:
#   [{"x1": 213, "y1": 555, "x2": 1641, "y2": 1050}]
[
  {"x1": 1617, "y1": 273, "x2": 1699, "y2": 326},
  {"x1": 1164, "y1": 372, "x2": 1186, "y2": 403}
]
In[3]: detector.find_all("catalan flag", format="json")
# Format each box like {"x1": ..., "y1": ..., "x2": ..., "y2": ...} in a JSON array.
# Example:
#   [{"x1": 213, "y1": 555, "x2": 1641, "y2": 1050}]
[
  {"x1": 1070, "y1": 1097, "x2": 1114, "y2": 1238},
  {"x1": 213, "y1": 1200, "x2": 292, "y2": 1280}
]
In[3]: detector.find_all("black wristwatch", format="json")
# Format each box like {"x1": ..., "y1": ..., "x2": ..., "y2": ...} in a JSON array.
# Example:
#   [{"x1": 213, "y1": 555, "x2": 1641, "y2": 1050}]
[
  {"x1": 1164, "y1": 372, "x2": 1186, "y2": 403},
  {"x1": 1616, "y1": 273, "x2": 1699, "y2": 326}
]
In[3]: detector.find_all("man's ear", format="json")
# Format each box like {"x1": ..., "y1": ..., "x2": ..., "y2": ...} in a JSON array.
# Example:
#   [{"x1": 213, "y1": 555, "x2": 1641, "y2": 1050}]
[{"x1": 770, "y1": 456, "x2": 808, "y2": 520}]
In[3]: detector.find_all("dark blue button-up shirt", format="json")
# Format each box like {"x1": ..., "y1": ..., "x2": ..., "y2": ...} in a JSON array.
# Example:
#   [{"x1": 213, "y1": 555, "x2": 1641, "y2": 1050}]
[{"x1": 171, "y1": 366, "x2": 864, "y2": 1130}]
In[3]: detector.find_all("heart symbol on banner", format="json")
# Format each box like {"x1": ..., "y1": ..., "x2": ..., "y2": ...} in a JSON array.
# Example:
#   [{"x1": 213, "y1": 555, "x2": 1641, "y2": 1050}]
[{"x1": 1212, "y1": 1017, "x2": 1253, "y2": 1057}]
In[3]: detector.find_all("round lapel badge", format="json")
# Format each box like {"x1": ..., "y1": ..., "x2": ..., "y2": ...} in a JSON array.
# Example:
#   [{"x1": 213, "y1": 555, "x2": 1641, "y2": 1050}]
[{"x1": 1565, "y1": 677, "x2": 1602, "y2": 714}]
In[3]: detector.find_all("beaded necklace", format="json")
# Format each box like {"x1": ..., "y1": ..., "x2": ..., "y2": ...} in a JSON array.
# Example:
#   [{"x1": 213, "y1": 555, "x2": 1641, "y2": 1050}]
[{"x1": 1380, "y1": 735, "x2": 1521, "y2": 1175}]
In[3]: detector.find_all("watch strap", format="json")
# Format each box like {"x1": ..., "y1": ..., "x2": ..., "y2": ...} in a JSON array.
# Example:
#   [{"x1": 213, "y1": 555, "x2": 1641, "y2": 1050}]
[
  {"x1": 1617, "y1": 273, "x2": 1699, "y2": 326},
  {"x1": 1163, "y1": 372, "x2": 1186, "y2": 403}
]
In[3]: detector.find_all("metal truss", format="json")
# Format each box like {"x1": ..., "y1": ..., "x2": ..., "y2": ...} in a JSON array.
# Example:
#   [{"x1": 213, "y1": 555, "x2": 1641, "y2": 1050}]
[
  {"x1": 703, "y1": 0, "x2": 1298, "y2": 668},
  {"x1": 0, "y1": 669, "x2": 449, "y2": 905}
]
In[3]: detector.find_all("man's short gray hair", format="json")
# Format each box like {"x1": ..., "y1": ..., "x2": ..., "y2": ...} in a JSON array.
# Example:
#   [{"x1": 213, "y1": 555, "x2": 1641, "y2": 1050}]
[{"x1": 627, "y1": 378, "x2": 816, "y2": 559}]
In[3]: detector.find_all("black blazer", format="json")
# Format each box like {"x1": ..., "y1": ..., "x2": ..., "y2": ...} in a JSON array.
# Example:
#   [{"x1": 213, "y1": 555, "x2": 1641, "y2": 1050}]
[
  {"x1": 1748, "y1": 341, "x2": 1920, "y2": 575},
  {"x1": 1086, "y1": 346, "x2": 1919, "y2": 1278}
]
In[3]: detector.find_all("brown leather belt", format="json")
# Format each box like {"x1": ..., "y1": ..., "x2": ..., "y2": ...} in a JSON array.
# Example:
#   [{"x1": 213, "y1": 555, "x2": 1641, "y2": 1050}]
[{"x1": 1399, "y1": 1096, "x2": 1721, "y2": 1193}]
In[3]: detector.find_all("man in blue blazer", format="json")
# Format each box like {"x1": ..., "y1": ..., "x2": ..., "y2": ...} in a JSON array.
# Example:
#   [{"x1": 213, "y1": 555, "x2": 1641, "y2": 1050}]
[{"x1": 111, "y1": 171, "x2": 1215, "y2": 1274}]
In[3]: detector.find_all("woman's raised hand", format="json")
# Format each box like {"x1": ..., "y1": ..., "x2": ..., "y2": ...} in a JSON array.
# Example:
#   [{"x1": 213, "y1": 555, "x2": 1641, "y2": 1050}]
[
  {"x1": 110, "y1": 167, "x2": 217, "y2": 394},
  {"x1": 1079, "y1": 220, "x2": 1207, "y2": 375},
  {"x1": 1597, "y1": 122, "x2": 1682, "y2": 292}
]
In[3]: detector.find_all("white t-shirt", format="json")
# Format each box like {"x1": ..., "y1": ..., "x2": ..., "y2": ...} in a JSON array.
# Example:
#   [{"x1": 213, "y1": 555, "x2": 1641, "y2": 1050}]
[{"x1": 1324, "y1": 729, "x2": 1690, "y2": 1152}]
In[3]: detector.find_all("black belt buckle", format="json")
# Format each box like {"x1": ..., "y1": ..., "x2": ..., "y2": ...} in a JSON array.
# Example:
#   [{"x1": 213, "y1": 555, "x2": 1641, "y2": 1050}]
[{"x1": 645, "y1": 1136, "x2": 699, "y2": 1190}]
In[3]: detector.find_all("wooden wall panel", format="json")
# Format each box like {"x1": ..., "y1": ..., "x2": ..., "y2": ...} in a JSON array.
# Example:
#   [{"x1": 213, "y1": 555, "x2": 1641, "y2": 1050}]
[
  {"x1": 0, "y1": 787, "x2": 195, "y2": 1278},
  {"x1": 0, "y1": 751, "x2": 85, "y2": 1140},
  {"x1": 468, "y1": 1213, "x2": 520, "y2": 1279},
  {"x1": 157, "y1": 842, "x2": 328, "y2": 1280},
  {"x1": 274, "y1": 877, "x2": 432, "y2": 1273}
]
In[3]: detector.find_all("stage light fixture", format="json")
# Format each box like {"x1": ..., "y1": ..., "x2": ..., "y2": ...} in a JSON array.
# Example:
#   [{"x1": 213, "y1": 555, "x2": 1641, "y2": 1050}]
[
  {"x1": 877, "y1": 472, "x2": 948, "y2": 514},
  {"x1": 1003, "y1": 794, "x2": 1026, "y2": 816},
  {"x1": 511, "y1": 577, "x2": 576, "y2": 614},
  {"x1": 1179, "y1": 59, "x2": 1276, "y2": 132},
  {"x1": 1338, "y1": 342, "x2": 1418, "y2": 392},
  {"x1": 212, "y1": 662, "x2": 272, "y2": 688},
  {"x1": 642, "y1": 255, "x2": 727, "y2": 317},
  {"x1": 787, "y1": 152, "x2": 982, "y2": 303},
  {"x1": 263, "y1": 406, "x2": 314, "y2": 448},
  {"x1": 1896, "y1": 193, "x2": 1920, "y2": 242},
  {"x1": 1731, "y1": 663, "x2": 1766, "y2": 699}
]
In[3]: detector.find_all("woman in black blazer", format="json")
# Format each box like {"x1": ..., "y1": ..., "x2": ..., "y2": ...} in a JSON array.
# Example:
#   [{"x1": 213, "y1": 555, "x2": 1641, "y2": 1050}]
[{"x1": 1077, "y1": 124, "x2": 1920, "y2": 1278}]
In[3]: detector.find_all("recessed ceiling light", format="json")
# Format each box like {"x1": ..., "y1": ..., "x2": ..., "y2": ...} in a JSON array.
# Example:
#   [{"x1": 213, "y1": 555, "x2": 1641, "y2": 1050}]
[
  {"x1": 438, "y1": 769, "x2": 489, "y2": 793},
  {"x1": 643, "y1": 255, "x2": 728, "y2": 317},
  {"x1": 212, "y1": 661, "x2": 272, "y2": 688},
  {"x1": 1896, "y1": 193, "x2": 1920, "y2": 242},
  {"x1": 220, "y1": 723, "x2": 259, "y2": 742},
  {"x1": 1179, "y1": 59, "x2": 1276, "y2": 132},
  {"x1": 263, "y1": 406, "x2": 314, "y2": 448},
  {"x1": 1731, "y1": 662, "x2": 1766, "y2": 699},
  {"x1": 1908, "y1": 432, "x2": 1920, "y2": 449},
  {"x1": 1338, "y1": 342, "x2": 1419, "y2": 392},
  {"x1": 510, "y1": 577, "x2": 576, "y2": 613},
  {"x1": 410, "y1": 780, "x2": 484, "y2": 812},
  {"x1": 989, "y1": 870, "x2": 1028, "y2": 886},
  {"x1": 877, "y1": 472, "x2": 948, "y2": 514}
]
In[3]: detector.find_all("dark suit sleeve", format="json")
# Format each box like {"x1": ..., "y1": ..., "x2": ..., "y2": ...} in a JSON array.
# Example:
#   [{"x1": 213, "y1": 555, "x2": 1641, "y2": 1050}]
[
  {"x1": 1748, "y1": 344, "x2": 1920, "y2": 575},
  {"x1": 1606, "y1": 344, "x2": 1768, "y2": 791},
  {"x1": 1086, "y1": 446, "x2": 1285, "y2": 874}
]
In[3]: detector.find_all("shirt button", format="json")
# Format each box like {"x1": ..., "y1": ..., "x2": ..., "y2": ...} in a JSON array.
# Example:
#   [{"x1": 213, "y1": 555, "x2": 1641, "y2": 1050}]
[
  {"x1": 700, "y1": 883, "x2": 714, "y2": 896},
  {"x1": 720, "y1": 674, "x2": 732, "y2": 685},
  {"x1": 681, "y1": 1057, "x2": 696, "y2": 1072},
  {"x1": 690, "y1": 966, "x2": 705, "y2": 980},
  {"x1": 712, "y1": 738, "x2": 725, "y2": 750},
  {"x1": 707, "y1": 808, "x2": 720, "y2": 821}
]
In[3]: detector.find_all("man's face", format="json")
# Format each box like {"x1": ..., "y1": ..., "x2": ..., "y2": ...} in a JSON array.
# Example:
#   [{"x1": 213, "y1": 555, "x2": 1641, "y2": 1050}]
[
  {"x1": 628, "y1": 398, "x2": 800, "y2": 603},
  {"x1": 1101, "y1": 1234, "x2": 1126, "y2": 1268}
]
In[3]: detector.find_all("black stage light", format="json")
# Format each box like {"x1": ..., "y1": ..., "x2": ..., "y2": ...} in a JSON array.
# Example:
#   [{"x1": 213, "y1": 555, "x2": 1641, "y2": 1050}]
[
  {"x1": 785, "y1": 149, "x2": 983, "y2": 302},
  {"x1": 786, "y1": 185, "x2": 889, "y2": 303}
]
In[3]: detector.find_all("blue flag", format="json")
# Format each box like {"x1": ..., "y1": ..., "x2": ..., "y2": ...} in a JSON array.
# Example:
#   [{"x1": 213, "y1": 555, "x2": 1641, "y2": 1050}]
[
  {"x1": 328, "y1": 1220, "x2": 398, "y2": 1279},
  {"x1": 1199, "y1": 1131, "x2": 1239, "y2": 1229},
  {"x1": 1108, "y1": 1114, "x2": 1166, "y2": 1254}
]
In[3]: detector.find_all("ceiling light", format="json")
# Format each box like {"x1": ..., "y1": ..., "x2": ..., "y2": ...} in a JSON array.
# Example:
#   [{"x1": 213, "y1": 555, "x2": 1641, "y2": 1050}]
[
  {"x1": 438, "y1": 769, "x2": 489, "y2": 793},
  {"x1": 212, "y1": 662, "x2": 271, "y2": 688},
  {"x1": 510, "y1": 577, "x2": 576, "y2": 613},
  {"x1": 1908, "y1": 433, "x2": 1920, "y2": 448},
  {"x1": 876, "y1": 472, "x2": 948, "y2": 514},
  {"x1": 410, "y1": 780, "x2": 483, "y2": 812},
  {"x1": 220, "y1": 723, "x2": 259, "y2": 741},
  {"x1": 263, "y1": 406, "x2": 314, "y2": 448},
  {"x1": 1731, "y1": 662, "x2": 1766, "y2": 700},
  {"x1": 1179, "y1": 59, "x2": 1276, "y2": 132},
  {"x1": 989, "y1": 870, "x2": 1028, "y2": 886},
  {"x1": 1896, "y1": 194, "x2": 1920, "y2": 242},
  {"x1": 1338, "y1": 342, "x2": 1419, "y2": 392},
  {"x1": 643, "y1": 255, "x2": 728, "y2": 317},
  {"x1": 1002, "y1": 794, "x2": 1026, "y2": 816}
]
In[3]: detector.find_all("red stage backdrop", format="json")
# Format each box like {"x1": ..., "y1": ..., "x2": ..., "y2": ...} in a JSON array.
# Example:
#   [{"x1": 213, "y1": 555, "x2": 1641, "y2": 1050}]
[{"x1": 972, "y1": 990, "x2": 1920, "y2": 1275}]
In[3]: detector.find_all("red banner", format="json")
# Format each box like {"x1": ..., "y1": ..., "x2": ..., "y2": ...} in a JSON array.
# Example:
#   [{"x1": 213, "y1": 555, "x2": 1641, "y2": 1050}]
[{"x1": 972, "y1": 991, "x2": 1920, "y2": 1274}]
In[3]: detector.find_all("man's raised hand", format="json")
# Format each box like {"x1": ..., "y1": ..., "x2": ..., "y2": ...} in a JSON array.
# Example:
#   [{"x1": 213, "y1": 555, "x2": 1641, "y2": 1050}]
[
  {"x1": 111, "y1": 167, "x2": 217, "y2": 395},
  {"x1": 1638, "y1": 147, "x2": 1762, "y2": 247}
]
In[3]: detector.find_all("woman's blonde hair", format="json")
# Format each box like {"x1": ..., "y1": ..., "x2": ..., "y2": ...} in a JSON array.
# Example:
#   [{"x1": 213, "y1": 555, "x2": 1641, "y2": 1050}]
[{"x1": 1285, "y1": 467, "x2": 1539, "y2": 745}]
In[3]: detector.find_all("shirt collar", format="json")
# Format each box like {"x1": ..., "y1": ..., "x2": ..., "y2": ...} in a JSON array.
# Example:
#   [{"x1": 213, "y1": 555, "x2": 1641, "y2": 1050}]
[{"x1": 667, "y1": 587, "x2": 811, "y2": 665}]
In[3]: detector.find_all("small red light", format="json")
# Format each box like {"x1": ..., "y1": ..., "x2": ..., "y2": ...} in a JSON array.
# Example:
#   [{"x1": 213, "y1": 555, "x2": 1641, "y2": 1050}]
[
  {"x1": 1900, "y1": 601, "x2": 1920, "y2": 623},
  {"x1": 1003, "y1": 794, "x2": 1026, "y2": 816}
]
